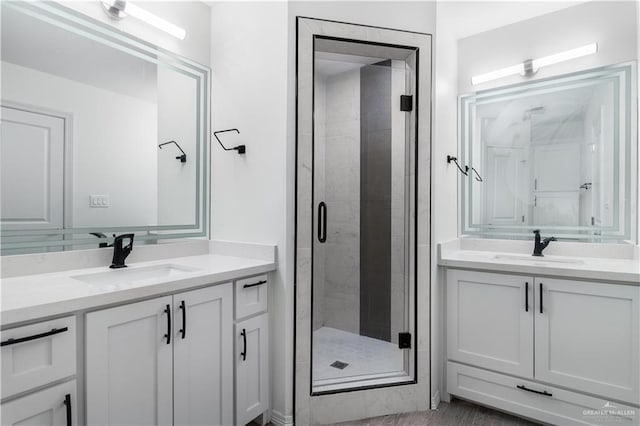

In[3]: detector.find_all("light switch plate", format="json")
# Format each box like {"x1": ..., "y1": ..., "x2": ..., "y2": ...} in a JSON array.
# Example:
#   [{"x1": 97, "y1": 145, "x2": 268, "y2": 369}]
[{"x1": 89, "y1": 195, "x2": 109, "y2": 208}]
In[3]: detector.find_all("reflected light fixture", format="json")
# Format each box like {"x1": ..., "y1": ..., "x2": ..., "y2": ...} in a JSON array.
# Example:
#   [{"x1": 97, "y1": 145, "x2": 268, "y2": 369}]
[
  {"x1": 471, "y1": 43, "x2": 598, "y2": 86},
  {"x1": 101, "y1": 0, "x2": 187, "y2": 40}
]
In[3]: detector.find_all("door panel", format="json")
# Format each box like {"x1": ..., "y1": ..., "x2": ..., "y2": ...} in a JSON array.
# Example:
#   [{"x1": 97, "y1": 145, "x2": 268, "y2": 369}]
[
  {"x1": 447, "y1": 270, "x2": 534, "y2": 378},
  {"x1": 0, "y1": 106, "x2": 64, "y2": 230},
  {"x1": 173, "y1": 284, "x2": 233, "y2": 426},
  {"x1": 311, "y1": 38, "x2": 416, "y2": 393},
  {"x1": 86, "y1": 296, "x2": 173, "y2": 426},
  {"x1": 236, "y1": 313, "x2": 269, "y2": 426},
  {"x1": 535, "y1": 278, "x2": 640, "y2": 404}
]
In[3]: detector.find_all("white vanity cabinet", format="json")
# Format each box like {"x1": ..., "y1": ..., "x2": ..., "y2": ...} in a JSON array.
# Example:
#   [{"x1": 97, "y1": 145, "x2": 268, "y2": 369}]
[
  {"x1": 234, "y1": 275, "x2": 270, "y2": 426},
  {"x1": 86, "y1": 284, "x2": 233, "y2": 426},
  {"x1": 446, "y1": 269, "x2": 640, "y2": 425}
]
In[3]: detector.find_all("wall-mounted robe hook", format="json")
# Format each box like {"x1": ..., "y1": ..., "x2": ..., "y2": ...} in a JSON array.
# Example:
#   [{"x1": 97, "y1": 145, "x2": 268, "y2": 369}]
[
  {"x1": 214, "y1": 128, "x2": 245, "y2": 154},
  {"x1": 158, "y1": 140, "x2": 187, "y2": 162},
  {"x1": 470, "y1": 167, "x2": 483, "y2": 182},
  {"x1": 447, "y1": 155, "x2": 468, "y2": 176}
]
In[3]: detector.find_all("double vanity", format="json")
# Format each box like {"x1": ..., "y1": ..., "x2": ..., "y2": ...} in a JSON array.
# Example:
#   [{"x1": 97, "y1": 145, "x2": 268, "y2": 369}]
[
  {"x1": 440, "y1": 238, "x2": 640, "y2": 425},
  {"x1": 1, "y1": 241, "x2": 276, "y2": 426}
]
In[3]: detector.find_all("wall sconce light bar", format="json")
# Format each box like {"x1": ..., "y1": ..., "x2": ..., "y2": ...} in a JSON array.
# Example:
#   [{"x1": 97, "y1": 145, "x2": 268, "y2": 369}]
[
  {"x1": 471, "y1": 43, "x2": 598, "y2": 86},
  {"x1": 101, "y1": 0, "x2": 186, "y2": 40}
]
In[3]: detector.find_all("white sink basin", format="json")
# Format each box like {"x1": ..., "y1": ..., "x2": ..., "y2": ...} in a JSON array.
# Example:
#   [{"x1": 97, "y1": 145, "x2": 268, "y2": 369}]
[
  {"x1": 72, "y1": 264, "x2": 201, "y2": 290},
  {"x1": 493, "y1": 254, "x2": 584, "y2": 265}
]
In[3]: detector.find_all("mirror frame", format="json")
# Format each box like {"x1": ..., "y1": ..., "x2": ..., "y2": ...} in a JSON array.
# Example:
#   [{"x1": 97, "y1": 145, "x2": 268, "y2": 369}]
[
  {"x1": 1, "y1": 1, "x2": 210, "y2": 253},
  {"x1": 458, "y1": 62, "x2": 637, "y2": 242}
]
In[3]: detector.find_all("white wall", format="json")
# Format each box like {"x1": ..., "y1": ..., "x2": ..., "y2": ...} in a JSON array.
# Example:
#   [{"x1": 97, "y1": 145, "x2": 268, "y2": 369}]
[{"x1": 2, "y1": 61, "x2": 159, "y2": 228}]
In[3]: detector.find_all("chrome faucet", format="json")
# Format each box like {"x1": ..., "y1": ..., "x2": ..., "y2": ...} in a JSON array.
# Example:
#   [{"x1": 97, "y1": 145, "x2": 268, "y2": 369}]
[
  {"x1": 532, "y1": 230, "x2": 556, "y2": 257},
  {"x1": 110, "y1": 234, "x2": 134, "y2": 268}
]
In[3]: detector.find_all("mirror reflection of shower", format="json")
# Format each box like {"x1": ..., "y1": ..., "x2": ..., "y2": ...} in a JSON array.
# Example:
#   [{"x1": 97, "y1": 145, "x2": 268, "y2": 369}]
[{"x1": 311, "y1": 38, "x2": 417, "y2": 393}]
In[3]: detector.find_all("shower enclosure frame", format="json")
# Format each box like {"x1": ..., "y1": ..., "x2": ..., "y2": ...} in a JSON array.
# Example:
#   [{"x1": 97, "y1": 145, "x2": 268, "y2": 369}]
[{"x1": 295, "y1": 17, "x2": 432, "y2": 424}]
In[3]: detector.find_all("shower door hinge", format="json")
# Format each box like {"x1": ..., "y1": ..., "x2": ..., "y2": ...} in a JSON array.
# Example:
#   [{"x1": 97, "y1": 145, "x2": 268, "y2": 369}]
[
  {"x1": 400, "y1": 95, "x2": 413, "y2": 112},
  {"x1": 398, "y1": 332, "x2": 411, "y2": 349}
]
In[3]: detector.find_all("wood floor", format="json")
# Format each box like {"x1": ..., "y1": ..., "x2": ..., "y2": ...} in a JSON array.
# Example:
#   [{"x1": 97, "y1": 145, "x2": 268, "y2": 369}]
[{"x1": 329, "y1": 398, "x2": 540, "y2": 426}]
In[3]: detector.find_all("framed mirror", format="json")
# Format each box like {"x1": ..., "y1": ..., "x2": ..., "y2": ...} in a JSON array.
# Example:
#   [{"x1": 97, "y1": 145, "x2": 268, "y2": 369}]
[
  {"x1": 459, "y1": 63, "x2": 636, "y2": 242},
  {"x1": 0, "y1": 1, "x2": 210, "y2": 254}
]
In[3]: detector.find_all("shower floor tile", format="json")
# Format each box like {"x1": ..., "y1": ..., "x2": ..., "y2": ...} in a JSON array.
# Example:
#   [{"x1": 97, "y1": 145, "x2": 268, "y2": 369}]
[{"x1": 313, "y1": 327, "x2": 404, "y2": 383}]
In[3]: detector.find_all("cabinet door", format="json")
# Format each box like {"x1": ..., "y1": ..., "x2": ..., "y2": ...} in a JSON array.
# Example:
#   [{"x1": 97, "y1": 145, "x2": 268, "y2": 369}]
[
  {"x1": 174, "y1": 284, "x2": 233, "y2": 426},
  {"x1": 447, "y1": 269, "x2": 534, "y2": 378},
  {"x1": 535, "y1": 278, "x2": 640, "y2": 404},
  {"x1": 1, "y1": 380, "x2": 76, "y2": 426},
  {"x1": 86, "y1": 296, "x2": 173, "y2": 426},
  {"x1": 236, "y1": 313, "x2": 269, "y2": 426}
]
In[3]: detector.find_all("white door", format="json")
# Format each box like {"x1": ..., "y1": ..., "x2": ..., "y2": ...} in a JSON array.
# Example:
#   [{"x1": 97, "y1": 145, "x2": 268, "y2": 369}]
[
  {"x1": 535, "y1": 278, "x2": 640, "y2": 404},
  {"x1": 173, "y1": 284, "x2": 233, "y2": 426},
  {"x1": 0, "y1": 106, "x2": 65, "y2": 230},
  {"x1": 447, "y1": 270, "x2": 534, "y2": 378},
  {"x1": 236, "y1": 313, "x2": 269, "y2": 426},
  {"x1": 532, "y1": 143, "x2": 581, "y2": 226},
  {"x1": 1, "y1": 381, "x2": 76, "y2": 426},
  {"x1": 484, "y1": 147, "x2": 528, "y2": 226},
  {"x1": 86, "y1": 296, "x2": 173, "y2": 426}
]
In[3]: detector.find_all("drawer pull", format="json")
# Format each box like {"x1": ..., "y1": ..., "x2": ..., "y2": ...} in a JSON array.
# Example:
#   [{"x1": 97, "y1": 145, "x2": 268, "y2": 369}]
[
  {"x1": 517, "y1": 384, "x2": 552, "y2": 397},
  {"x1": 0, "y1": 327, "x2": 69, "y2": 347},
  {"x1": 525, "y1": 282, "x2": 529, "y2": 312},
  {"x1": 243, "y1": 280, "x2": 267, "y2": 289},
  {"x1": 64, "y1": 393, "x2": 72, "y2": 426},
  {"x1": 539, "y1": 283, "x2": 544, "y2": 314}
]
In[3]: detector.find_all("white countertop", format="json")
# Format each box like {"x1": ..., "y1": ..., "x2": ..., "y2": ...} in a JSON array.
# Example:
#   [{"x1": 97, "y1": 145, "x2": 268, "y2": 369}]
[
  {"x1": 438, "y1": 238, "x2": 640, "y2": 284},
  {"x1": 1, "y1": 253, "x2": 276, "y2": 327}
]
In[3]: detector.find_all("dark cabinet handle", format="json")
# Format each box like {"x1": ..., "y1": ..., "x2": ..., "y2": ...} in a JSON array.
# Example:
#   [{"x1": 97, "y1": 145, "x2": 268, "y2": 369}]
[
  {"x1": 179, "y1": 300, "x2": 186, "y2": 339},
  {"x1": 539, "y1": 283, "x2": 543, "y2": 314},
  {"x1": 240, "y1": 328, "x2": 247, "y2": 361},
  {"x1": 318, "y1": 202, "x2": 327, "y2": 243},
  {"x1": 1, "y1": 327, "x2": 68, "y2": 347},
  {"x1": 525, "y1": 282, "x2": 529, "y2": 312},
  {"x1": 64, "y1": 393, "x2": 72, "y2": 426},
  {"x1": 243, "y1": 280, "x2": 267, "y2": 289},
  {"x1": 163, "y1": 304, "x2": 171, "y2": 345},
  {"x1": 517, "y1": 385, "x2": 552, "y2": 397}
]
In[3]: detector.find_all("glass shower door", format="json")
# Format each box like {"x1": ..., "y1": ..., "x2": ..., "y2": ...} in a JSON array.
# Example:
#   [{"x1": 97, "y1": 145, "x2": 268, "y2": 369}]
[{"x1": 311, "y1": 38, "x2": 416, "y2": 393}]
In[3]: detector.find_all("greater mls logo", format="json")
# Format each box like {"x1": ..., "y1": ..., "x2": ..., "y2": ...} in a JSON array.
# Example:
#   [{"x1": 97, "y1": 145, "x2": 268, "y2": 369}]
[{"x1": 583, "y1": 401, "x2": 636, "y2": 421}]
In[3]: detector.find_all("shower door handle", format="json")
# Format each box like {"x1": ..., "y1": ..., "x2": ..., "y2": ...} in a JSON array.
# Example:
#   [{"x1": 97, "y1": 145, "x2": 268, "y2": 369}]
[{"x1": 318, "y1": 202, "x2": 327, "y2": 243}]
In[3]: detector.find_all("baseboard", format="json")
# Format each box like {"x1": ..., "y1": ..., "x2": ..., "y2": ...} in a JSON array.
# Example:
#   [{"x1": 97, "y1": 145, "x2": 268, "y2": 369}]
[
  {"x1": 431, "y1": 390, "x2": 441, "y2": 410},
  {"x1": 270, "y1": 409, "x2": 294, "y2": 426}
]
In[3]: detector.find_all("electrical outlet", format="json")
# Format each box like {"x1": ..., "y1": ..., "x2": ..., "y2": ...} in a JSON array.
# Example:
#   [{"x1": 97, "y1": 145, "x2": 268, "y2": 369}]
[{"x1": 90, "y1": 195, "x2": 109, "y2": 208}]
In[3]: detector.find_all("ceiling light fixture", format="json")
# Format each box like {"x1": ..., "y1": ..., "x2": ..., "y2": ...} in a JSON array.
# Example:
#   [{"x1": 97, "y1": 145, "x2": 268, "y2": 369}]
[
  {"x1": 101, "y1": 0, "x2": 186, "y2": 40},
  {"x1": 471, "y1": 43, "x2": 598, "y2": 86}
]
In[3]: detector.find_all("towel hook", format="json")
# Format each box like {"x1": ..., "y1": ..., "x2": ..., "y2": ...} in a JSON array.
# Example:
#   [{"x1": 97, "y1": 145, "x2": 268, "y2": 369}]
[
  {"x1": 470, "y1": 167, "x2": 483, "y2": 182},
  {"x1": 447, "y1": 155, "x2": 468, "y2": 176},
  {"x1": 158, "y1": 141, "x2": 187, "y2": 163},
  {"x1": 214, "y1": 128, "x2": 245, "y2": 154}
]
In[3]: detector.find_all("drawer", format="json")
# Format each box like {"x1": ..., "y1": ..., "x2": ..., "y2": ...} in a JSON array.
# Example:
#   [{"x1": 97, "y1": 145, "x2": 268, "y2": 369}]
[
  {"x1": 235, "y1": 274, "x2": 268, "y2": 319},
  {"x1": 447, "y1": 362, "x2": 638, "y2": 425},
  {"x1": 1, "y1": 317, "x2": 76, "y2": 398},
  {"x1": 1, "y1": 380, "x2": 77, "y2": 426}
]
